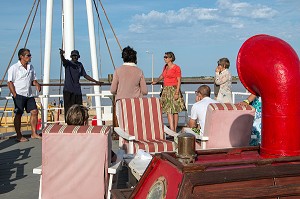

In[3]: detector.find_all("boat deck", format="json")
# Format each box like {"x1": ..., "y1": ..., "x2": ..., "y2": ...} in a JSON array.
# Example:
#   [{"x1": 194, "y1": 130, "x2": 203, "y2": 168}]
[
  {"x1": 0, "y1": 130, "x2": 128, "y2": 198},
  {"x1": 0, "y1": 131, "x2": 41, "y2": 199}
]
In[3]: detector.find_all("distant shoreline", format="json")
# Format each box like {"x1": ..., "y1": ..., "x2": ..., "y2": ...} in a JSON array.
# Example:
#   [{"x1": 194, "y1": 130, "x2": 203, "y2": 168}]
[
  {"x1": 60, "y1": 76, "x2": 239, "y2": 82},
  {"x1": 0, "y1": 76, "x2": 240, "y2": 86}
]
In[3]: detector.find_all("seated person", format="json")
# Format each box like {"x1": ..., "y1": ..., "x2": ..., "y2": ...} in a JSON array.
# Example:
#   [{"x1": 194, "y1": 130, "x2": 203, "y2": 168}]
[
  {"x1": 66, "y1": 104, "x2": 117, "y2": 162},
  {"x1": 238, "y1": 93, "x2": 262, "y2": 146},
  {"x1": 188, "y1": 85, "x2": 218, "y2": 135},
  {"x1": 66, "y1": 104, "x2": 89, "y2": 125}
]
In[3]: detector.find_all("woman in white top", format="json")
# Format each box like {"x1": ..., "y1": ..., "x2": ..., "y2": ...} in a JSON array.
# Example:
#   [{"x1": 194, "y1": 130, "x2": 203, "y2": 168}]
[{"x1": 215, "y1": 57, "x2": 232, "y2": 103}]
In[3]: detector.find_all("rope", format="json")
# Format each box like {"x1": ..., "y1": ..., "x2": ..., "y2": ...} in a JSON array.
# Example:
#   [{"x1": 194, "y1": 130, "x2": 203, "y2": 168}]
[
  {"x1": 24, "y1": 0, "x2": 41, "y2": 47},
  {"x1": 92, "y1": 0, "x2": 116, "y2": 70},
  {"x1": 0, "y1": 0, "x2": 122, "y2": 125},
  {"x1": 58, "y1": 1, "x2": 65, "y2": 108},
  {"x1": 39, "y1": 0, "x2": 44, "y2": 80},
  {"x1": 98, "y1": 0, "x2": 122, "y2": 52},
  {"x1": 95, "y1": 0, "x2": 103, "y2": 78},
  {"x1": 0, "y1": 0, "x2": 40, "y2": 124},
  {"x1": 0, "y1": 0, "x2": 38, "y2": 86}
]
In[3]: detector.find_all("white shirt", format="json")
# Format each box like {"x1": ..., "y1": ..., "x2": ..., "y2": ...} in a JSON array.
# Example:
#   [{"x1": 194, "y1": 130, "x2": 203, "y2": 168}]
[
  {"x1": 7, "y1": 61, "x2": 37, "y2": 97},
  {"x1": 190, "y1": 97, "x2": 218, "y2": 135}
]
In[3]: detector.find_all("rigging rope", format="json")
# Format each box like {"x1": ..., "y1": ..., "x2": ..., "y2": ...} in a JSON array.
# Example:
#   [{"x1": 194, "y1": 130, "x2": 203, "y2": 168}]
[
  {"x1": 0, "y1": 0, "x2": 122, "y2": 125},
  {"x1": 57, "y1": 1, "x2": 65, "y2": 106},
  {"x1": 0, "y1": 0, "x2": 39, "y2": 85},
  {"x1": 39, "y1": 0, "x2": 44, "y2": 80},
  {"x1": 93, "y1": 0, "x2": 118, "y2": 70},
  {"x1": 25, "y1": 0, "x2": 41, "y2": 47},
  {"x1": 98, "y1": 0, "x2": 122, "y2": 52},
  {"x1": 95, "y1": 0, "x2": 103, "y2": 78},
  {"x1": 0, "y1": 0, "x2": 40, "y2": 124}
]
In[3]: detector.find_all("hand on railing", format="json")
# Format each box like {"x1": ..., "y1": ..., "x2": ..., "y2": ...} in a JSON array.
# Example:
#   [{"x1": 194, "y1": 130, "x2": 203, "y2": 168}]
[{"x1": 95, "y1": 81, "x2": 104, "y2": 85}]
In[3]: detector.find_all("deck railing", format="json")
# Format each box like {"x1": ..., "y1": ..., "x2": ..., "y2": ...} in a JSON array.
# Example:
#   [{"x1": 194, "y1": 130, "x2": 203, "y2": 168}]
[{"x1": 0, "y1": 81, "x2": 249, "y2": 129}]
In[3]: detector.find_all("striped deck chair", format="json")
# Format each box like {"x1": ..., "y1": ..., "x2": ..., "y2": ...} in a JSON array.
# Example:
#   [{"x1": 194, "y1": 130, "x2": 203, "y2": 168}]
[
  {"x1": 114, "y1": 97, "x2": 179, "y2": 154},
  {"x1": 41, "y1": 124, "x2": 113, "y2": 199},
  {"x1": 183, "y1": 103, "x2": 255, "y2": 149}
]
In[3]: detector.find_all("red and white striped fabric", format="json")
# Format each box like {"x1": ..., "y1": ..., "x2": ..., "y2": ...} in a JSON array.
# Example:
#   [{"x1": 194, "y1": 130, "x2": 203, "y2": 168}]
[
  {"x1": 209, "y1": 103, "x2": 255, "y2": 111},
  {"x1": 118, "y1": 97, "x2": 176, "y2": 153},
  {"x1": 43, "y1": 123, "x2": 110, "y2": 134},
  {"x1": 42, "y1": 124, "x2": 110, "y2": 199}
]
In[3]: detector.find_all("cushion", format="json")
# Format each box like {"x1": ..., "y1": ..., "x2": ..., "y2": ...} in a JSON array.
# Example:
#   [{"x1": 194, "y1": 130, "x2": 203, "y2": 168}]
[
  {"x1": 42, "y1": 124, "x2": 111, "y2": 199},
  {"x1": 203, "y1": 103, "x2": 255, "y2": 149}
]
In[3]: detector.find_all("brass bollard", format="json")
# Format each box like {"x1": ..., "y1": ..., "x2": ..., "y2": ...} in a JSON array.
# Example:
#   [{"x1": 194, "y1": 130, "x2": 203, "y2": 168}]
[{"x1": 176, "y1": 133, "x2": 196, "y2": 164}]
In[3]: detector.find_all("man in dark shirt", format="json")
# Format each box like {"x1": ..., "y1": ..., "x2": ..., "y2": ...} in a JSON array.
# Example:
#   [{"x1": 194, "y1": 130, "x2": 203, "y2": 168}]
[{"x1": 60, "y1": 49, "x2": 101, "y2": 121}]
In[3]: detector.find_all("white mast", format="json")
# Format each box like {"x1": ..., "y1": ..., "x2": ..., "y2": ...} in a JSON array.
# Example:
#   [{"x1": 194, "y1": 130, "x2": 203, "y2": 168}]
[
  {"x1": 43, "y1": 0, "x2": 102, "y2": 125},
  {"x1": 86, "y1": 0, "x2": 102, "y2": 125},
  {"x1": 63, "y1": 0, "x2": 75, "y2": 55},
  {"x1": 42, "y1": 0, "x2": 53, "y2": 127}
]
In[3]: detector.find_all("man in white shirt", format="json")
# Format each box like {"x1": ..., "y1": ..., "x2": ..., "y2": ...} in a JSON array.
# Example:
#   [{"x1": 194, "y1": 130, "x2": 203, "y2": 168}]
[
  {"x1": 188, "y1": 85, "x2": 218, "y2": 135},
  {"x1": 7, "y1": 48, "x2": 41, "y2": 142}
]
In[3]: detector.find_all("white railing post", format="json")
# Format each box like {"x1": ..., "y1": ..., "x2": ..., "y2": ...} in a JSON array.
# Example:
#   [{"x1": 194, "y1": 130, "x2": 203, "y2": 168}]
[
  {"x1": 185, "y1": 92, "x2": 189, "y2": 125},
  {"x1": 43, "y1": 0, "x2": 54, "y2": 128}
]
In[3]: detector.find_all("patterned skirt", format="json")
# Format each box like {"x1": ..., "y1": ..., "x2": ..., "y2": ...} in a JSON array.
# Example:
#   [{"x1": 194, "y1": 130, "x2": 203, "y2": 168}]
[{"x1": 160, "y1": 86, "x2": 186, "y2": 114}]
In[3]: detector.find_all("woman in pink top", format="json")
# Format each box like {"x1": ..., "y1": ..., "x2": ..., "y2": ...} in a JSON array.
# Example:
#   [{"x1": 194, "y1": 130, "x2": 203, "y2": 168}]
[
  {"x1": 110, "y1": 46, "x2": 148, "y2": 101},
  {"x1": 152, "y1": 52, "x2": 186, "y2": 132},
  {"x1": 110, "y1": 46, "x2": 148, "y2": 123}
]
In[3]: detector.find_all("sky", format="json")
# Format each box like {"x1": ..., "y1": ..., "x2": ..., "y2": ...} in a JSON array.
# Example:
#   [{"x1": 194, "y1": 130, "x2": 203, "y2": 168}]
[{"x1": 0, "y1": 0, "x2": 299, "y2": 80}]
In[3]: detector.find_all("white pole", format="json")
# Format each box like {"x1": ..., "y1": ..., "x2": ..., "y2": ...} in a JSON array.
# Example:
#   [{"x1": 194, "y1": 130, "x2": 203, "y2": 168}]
[
  {"x1": 42, "y1": 0, "x2": 53, "y2": 127},
  {"x1": 86, "y1": 0, "x2": 102, "y2": 125},
  {"x1": 151, "y1": 53, "x2": 154, "y2": 97},
  {"x1": 63, "y1": 0, "x2": 74, "y2": 56},
  {"x1": 146, "y1": 51, "x2": 154, "y2": 97}
]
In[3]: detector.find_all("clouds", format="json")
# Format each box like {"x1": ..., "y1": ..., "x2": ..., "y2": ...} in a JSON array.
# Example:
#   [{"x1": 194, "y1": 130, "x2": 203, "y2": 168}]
[
  {"x1": 117, "y1": 0, "x2": 300, "y2": 77},
  {"x1": 129, "y1": 8, "x2": 219, "y2": 33},
  {"x1": 217, "y1": 0, "x2": 278, "y2": 19},
  {"x1": 129, "y1": 0, "x2": 278, "y2": 34}
]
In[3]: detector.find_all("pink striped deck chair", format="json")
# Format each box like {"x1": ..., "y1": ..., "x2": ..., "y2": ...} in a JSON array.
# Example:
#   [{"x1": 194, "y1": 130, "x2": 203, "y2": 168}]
[
  {"x1": 41, "y1": 124, "x2": 111, "y2": 199},
  {"x1": 184, "y1": 103, "x2": 255, "y2": 149},
  {"x1": 115, "y1": 97, "x2": 178, "y2": 154}
]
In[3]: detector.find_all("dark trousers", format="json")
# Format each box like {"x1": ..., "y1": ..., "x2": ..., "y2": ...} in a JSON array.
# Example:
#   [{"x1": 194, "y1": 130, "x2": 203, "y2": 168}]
[{"x1": 63, "y1": 90, "x2": 83, "y2": 122}]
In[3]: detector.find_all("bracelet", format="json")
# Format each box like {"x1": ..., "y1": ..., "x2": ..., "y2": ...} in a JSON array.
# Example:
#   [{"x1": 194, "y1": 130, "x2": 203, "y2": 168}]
[
  {"x1": 243, "y1": 99, "x2": 250, "y2": 104},
  {"x1": 175, "y1": 93, "x2": 179, "y2": 95}
]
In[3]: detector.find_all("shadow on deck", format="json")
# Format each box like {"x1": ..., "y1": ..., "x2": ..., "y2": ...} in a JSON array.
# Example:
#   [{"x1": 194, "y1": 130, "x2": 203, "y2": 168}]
[
  {"x1": 0, "y1": 133, "x2": 41, "y2": 199},
  {"x1": 0, "y1": 130, "x2": 130, "y2": 198}
]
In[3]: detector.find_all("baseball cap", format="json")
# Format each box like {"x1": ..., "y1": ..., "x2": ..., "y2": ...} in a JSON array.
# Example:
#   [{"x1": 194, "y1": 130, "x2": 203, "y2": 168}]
[{"x1": 71, "y1": 50, "x2": 80, "y2": 57}]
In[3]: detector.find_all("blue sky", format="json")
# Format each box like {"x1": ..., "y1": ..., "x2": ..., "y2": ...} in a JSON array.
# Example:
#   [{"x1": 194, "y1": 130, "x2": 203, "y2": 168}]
[{"x1": 0, "y1": 0, "x2": 299, "y2": 80}]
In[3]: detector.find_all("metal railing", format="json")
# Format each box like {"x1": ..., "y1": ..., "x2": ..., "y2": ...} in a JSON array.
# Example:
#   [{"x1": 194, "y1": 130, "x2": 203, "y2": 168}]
[{"x1": 0, "y1": 81, "x2": 249, "y2": 128}]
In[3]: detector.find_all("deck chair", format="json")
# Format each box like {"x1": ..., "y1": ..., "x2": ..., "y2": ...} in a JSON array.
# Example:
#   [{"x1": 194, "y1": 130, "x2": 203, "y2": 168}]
[
  {"x1": 183, "y1": 103, "x2": 255, "y2": 149},
  {"x1": 101, "y1": 90, "x2": 113, "y2": 125},
  {"x1": 40, "y1": 124, "x2": 120, "y2": 199},
  {"x1": 114, "y1": 97, "x2": 179, "y2": 154}
]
